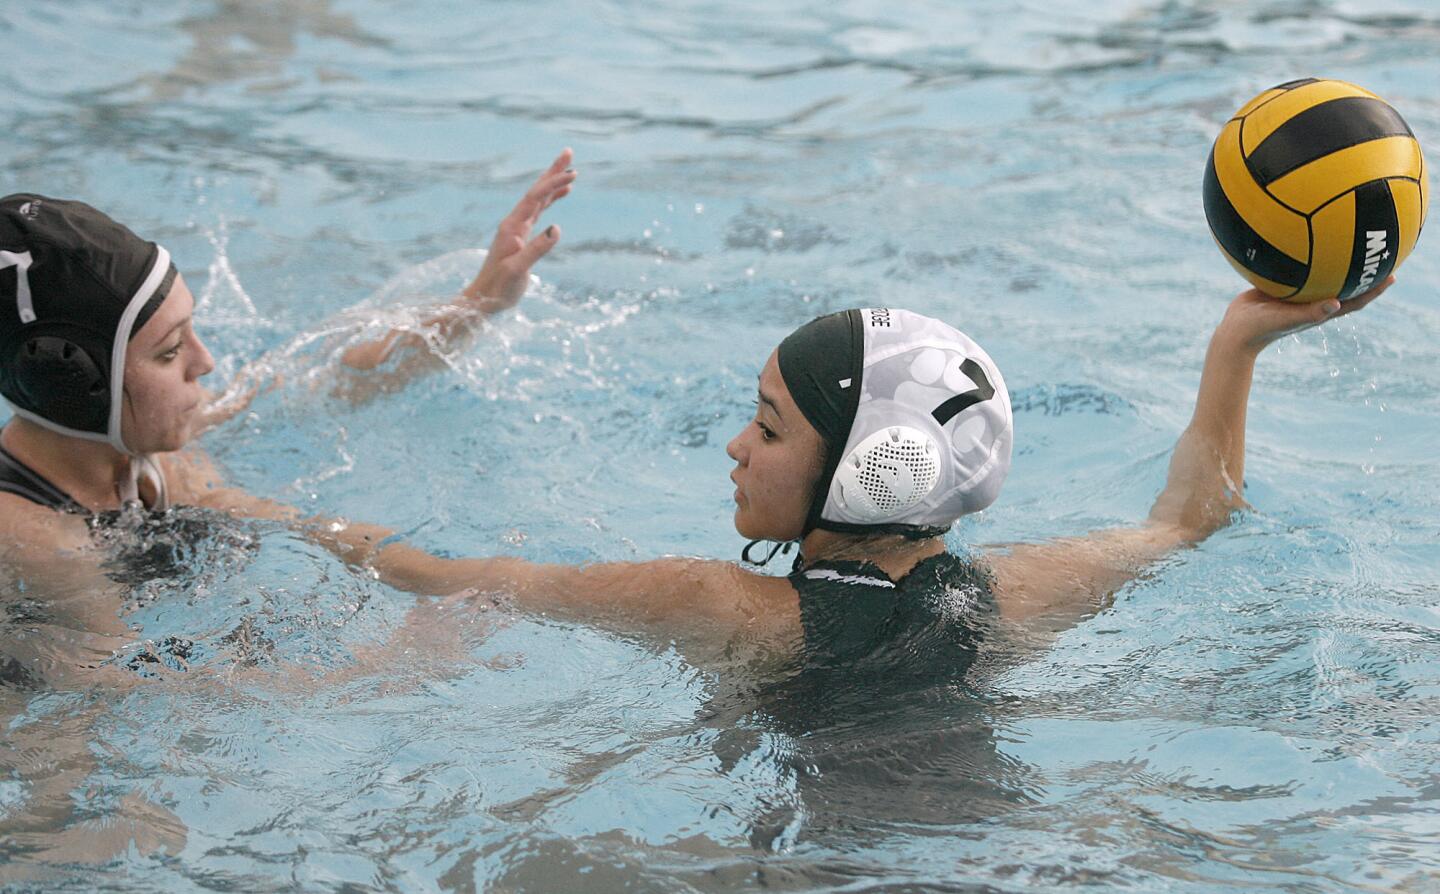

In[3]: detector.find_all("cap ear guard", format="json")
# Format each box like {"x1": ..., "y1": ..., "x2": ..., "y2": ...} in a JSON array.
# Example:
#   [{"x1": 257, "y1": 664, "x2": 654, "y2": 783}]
[
  {"x1": 0, "y1": 195, "x2": 175, "y2": 455},
  {"x1": 830, "y1": 424, "x2": 941, "y2": 523},
  {"x1": 4, "y1": 323, "x2": 113, "y2": 436}
]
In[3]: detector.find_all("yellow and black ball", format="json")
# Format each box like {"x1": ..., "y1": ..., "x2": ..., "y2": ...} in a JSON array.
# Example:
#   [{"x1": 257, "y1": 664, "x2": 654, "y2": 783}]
[{"x1": 1204, "y1": 78, "x2": 1428, "y2": 302}]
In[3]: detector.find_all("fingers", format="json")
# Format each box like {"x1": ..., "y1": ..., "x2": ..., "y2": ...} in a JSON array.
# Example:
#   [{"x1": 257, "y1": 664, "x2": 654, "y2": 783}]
[
  {"x1": 522, "y1": 150, "x2": 577, "y2": 214},
  {"x1": 1330, "y1": 274, "x2": 1395, "y2": 319},
  {"x1": 504, "y1": 168, "x2": 577, "y2": 231},
  {"x1": 513, "y1": 224, "x2": 561, "y2": 270},
  {"x1": 488, "y1": 151, "x2": 575, "y2": 261},
  {"x1": 546, "y1": 147, "x2": 574, "y2": 176}
]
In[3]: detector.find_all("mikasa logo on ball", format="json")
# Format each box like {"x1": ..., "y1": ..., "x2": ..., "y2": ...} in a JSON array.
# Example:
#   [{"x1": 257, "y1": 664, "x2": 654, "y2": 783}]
[{"x1": 1349, "y1": 230, "x2": 1390, "y2": 299}]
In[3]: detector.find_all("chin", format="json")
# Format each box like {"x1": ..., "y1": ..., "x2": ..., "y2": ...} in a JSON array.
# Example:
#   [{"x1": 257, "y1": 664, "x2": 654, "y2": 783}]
[
  {"x1": 733, "y1": 512, "x2": 802, "y2": 544},
  {"x1": 145, "y1": 429, "x2": 190, "y2": 454}
]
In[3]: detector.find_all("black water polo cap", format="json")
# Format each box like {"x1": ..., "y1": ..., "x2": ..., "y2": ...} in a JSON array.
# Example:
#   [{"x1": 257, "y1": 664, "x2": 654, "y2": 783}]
[{"x1": 0, "y1": 194, "x2": 176, "y2": 451}]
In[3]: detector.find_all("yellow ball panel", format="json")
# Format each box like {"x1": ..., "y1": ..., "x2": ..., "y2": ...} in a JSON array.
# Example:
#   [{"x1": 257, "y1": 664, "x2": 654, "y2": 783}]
[
  {"x1": 1240, "y1": 79, "x2": 1377, "y2": 156},
  {"x1": 1212, "y1": 237, "x2": 1298, "y2": 299},
  {"x1": 1233, "y1": 87, "x2": 1287, "y2": 120},
  {"x1": 1390, "y1": 178, "x2": 1425, "y2": 269},
  {"x1": 1296, "y1": 192, "x2": 1356, "y2": 302},
  {"x1": 1267, "y1": 136, "x2": 1424, "y2": 213},
  {"x1": 1213, "y1": 120, "x2": 1309, "y2": 262}
]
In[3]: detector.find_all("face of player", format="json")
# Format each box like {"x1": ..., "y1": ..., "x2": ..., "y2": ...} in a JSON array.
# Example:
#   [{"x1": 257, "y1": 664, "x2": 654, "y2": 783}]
[
  {"x1": 121, "y1": 275, "x2": 215, "y2": 453},
  {"x1": 725, "y1": 349, "x2": 826, "y2": 543}
]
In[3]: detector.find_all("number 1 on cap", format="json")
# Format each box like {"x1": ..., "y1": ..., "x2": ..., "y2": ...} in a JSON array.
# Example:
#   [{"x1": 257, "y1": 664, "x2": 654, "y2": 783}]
[{"x1": 0, "y1": 251, "x2": 35, "y2": 324}]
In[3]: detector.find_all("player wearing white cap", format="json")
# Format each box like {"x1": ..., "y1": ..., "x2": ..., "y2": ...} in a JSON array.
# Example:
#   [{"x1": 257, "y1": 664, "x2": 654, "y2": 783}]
[{"x1": 245, "y1": 283, "x2": 1389, "y2": 670}]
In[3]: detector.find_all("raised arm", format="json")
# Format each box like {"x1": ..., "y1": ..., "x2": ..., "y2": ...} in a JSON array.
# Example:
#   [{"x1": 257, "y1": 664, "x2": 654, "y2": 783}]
[
  {"x1": 987, "y1": 280, "x2": 1391, "y2": 625},
  {"x1": 191, "y1": 151, "x2": 577, "y2": 430},
  {"x1": 338, "y1": 149, "x2": 576, "y2": 374}
]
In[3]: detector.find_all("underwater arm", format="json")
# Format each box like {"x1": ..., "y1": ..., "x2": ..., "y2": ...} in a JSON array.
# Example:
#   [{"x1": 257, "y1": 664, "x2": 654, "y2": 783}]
[
  {"x1": 987, "y1": 280, "x2": 1391, "y2": 624},
  {"x1": 338, "y1": 149, "x2": 575, "y2": 374}
]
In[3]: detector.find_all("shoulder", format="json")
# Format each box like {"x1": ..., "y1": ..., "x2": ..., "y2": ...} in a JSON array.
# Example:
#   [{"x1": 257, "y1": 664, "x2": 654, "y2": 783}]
[
  {"x1": 547, "y1": 555, "x2": 801, "y2": 641},
  {"x1": 632, "y1": 555, "x2": 799, "y2": 619},
  {"x1": 0, "y1": 491, "x2": 93, "y2": 556}
]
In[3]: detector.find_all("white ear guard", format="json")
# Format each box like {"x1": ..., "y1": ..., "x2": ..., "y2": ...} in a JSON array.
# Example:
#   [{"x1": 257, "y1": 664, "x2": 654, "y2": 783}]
[{"x1": 831, "y1": 424, "x2": 941, "y2": 522}]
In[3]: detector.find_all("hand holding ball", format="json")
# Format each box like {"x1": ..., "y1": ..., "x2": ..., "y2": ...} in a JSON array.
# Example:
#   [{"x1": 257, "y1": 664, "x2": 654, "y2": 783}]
[{"x1": 1204, "y1": 78, "x2": 1428, "y2": 302}]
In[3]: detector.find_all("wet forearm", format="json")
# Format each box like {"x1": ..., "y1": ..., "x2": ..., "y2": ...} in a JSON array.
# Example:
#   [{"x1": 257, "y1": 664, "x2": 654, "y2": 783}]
[
  {"x1": 1148, "y1": 318, "x2": 1261, "y2": 535},
  {"x1": 339, "y1": 302, "x2": 490, "y2": 372}
]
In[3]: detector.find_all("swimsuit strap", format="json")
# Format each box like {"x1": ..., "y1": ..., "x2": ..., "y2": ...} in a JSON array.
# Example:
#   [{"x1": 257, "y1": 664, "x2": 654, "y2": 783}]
[{"x1": 0, "y1": 443, "x2": 85, "y2": 512}]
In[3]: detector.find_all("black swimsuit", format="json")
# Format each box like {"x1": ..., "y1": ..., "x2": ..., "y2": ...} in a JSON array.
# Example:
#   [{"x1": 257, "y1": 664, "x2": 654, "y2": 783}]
[
  {"x1": 0, "y1": 444, "x2": 84, "y2": 513},
  {"x1": 733, "y1": 551, "x2": 1010, "y2": 843},
  {"x1": 0, "y1": 443, "x2": 219, "y2": 676},
  {"x1": 788, "y1": 550, "x2": 995, "y2": 685}
]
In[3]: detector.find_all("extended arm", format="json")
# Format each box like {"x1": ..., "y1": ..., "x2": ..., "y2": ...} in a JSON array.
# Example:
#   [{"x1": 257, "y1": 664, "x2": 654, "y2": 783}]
[
  {"x1": 987, "y1": 281, "x2": 1391, "y2": 624},
  {"x1": 193, "y1": 486, "x2": 801, "y2": 649}
]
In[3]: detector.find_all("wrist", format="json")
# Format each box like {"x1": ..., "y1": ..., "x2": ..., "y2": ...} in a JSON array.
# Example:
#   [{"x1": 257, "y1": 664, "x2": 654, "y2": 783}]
[
  {"x1": 461, "y1": 278, "x2": 513, "y2": 314},
  {"x1": 1210, "y1": 314, "x2": 1265, "y2": 359}
]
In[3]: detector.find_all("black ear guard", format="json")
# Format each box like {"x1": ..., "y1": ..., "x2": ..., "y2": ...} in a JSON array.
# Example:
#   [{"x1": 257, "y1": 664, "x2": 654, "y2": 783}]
[{"x1": 6, "y1": 326, "x2": 112, "y2": 435}]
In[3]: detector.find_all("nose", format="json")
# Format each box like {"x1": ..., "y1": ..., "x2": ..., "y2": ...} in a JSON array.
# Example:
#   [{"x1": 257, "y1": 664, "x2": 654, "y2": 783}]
[
  {"x1": 190, "y1": 333, "x2": 216, "y2": 380},
  {"x1": 725, "y1": 425, "x2": 747, "y2": 464}
]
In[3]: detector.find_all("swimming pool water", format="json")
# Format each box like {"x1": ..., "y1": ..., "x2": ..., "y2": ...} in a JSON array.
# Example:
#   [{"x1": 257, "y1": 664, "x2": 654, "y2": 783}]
[{"x1": 2, "y1": 0, "x2": 1439, "y2": 890}]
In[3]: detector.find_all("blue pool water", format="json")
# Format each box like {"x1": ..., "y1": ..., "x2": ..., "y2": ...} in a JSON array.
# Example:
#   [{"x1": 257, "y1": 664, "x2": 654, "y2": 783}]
[{"x1": 2, "y1": 0, "x2": 1439, "y2": 890}]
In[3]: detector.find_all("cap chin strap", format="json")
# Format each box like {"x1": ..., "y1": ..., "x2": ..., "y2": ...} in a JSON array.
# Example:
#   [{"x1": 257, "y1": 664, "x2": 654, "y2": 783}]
[
  {"x1": 106, "y1": 246, "x2": 170, "y2": 456},
  {"x1": 118, "y1": 454, "x2": 169, "y2": 511},
  {"x1": 741, "y1": 538, "x2": 794, "y2": 567}
]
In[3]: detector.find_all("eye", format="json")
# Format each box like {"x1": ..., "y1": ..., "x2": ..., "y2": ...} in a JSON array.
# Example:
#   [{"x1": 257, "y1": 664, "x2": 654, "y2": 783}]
[
  {"x1": 159, "y1": 342, "x2": 182, "y2": 361},
  {"x1": 750, "y1": 399, "x2": 776, "y2": 441}
]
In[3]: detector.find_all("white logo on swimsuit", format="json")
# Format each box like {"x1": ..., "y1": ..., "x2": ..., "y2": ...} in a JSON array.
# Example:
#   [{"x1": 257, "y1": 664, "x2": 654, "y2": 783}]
[
  {"x1": 1348, "y1": 230, "x2": 1390, "y2": 299},
  {"x1": 17, "y1": 201, "x2": 40, "y2": 219},
  {"x1": 802, "y1": 568, "x2": 895, "y2": 589}
]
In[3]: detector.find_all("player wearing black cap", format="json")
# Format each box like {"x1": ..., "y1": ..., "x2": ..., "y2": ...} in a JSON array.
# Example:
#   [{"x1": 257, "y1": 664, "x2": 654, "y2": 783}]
[{"x1": 0, "y1": 151, "x2": 576, "y2": 561}]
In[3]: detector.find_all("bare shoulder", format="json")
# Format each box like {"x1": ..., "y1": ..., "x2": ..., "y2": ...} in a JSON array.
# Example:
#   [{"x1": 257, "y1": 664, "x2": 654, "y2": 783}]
[
  {"x1": 0, "y1": 492, "x2": 92, "y2": 554},
  {"x1": 0, "y1": 494, "x2": 100, "y2": 598},
  {"x1": 577, "y1": 555, "x2": 797, "y2": 621},
  {"x1": 662, "y1": 556, "x2": 799, "y2": 621},
  {"x1": 497, "y1": 553, "x2": 802, "y2": 644},
  {"x1": 983, "y1": 522, "x2": 1190, "y2": 624}
]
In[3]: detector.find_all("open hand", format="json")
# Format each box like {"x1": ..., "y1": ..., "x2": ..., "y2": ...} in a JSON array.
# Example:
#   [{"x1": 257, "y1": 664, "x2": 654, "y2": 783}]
[
  {"x1": 1220, "y1": 276, "x2": 1393, "y2": 353},
  {"x1": 463, "y1": 149, "x2": 577, "y2": 312}
]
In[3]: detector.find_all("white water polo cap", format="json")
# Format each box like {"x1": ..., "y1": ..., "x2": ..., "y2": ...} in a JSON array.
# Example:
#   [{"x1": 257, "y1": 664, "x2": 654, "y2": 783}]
[{"x1": 777, "y1": 307, "x2": 1012, "y2": 536}]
